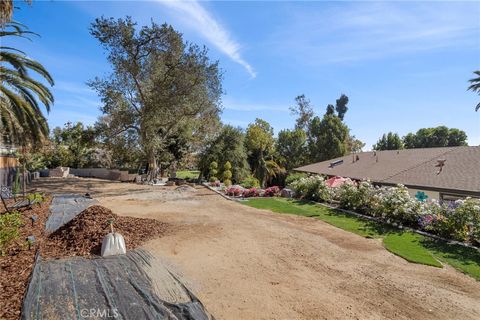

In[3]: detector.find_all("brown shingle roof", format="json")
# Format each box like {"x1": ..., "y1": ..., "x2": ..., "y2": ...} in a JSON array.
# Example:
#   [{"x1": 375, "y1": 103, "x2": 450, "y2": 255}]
[{"x1": 294, "y1": 146, "x2": 480, "y2": 194}]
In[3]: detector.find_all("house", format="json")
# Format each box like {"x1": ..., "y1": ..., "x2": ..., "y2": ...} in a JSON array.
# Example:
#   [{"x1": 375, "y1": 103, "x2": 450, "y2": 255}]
[
  {"x1": 294, "y1": 146, "x2": 480, "y2": 201},
  {"x1": 0, "y1": 145, "x2": 19, "y2": 194}
]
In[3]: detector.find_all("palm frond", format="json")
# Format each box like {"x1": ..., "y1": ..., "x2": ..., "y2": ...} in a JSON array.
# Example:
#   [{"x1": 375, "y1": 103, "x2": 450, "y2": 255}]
[{"x1": 0, "y1": 21, "x2": 53, "y2": 145}]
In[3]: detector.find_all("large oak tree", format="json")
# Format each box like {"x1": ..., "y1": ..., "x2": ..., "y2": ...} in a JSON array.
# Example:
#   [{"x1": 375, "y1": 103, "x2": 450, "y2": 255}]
[{"x1": 89, "y1": 17, "x2": 223, "y2": 179}]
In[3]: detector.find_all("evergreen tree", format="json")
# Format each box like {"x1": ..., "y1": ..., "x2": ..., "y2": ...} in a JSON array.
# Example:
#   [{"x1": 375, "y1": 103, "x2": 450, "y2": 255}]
[{"x1": 373, "y1": 132, "x2": 404, "y2": 150}]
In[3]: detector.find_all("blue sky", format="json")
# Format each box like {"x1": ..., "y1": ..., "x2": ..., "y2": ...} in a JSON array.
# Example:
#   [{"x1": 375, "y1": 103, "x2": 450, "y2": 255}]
[{"x1": 7, "y1": 0, "x2": 480, "y2": 149}]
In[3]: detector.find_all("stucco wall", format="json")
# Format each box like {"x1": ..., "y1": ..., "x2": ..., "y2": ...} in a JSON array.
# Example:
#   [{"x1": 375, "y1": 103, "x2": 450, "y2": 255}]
[{"x1": 69, "y1": 168, "x2": 136, "y2": 182}]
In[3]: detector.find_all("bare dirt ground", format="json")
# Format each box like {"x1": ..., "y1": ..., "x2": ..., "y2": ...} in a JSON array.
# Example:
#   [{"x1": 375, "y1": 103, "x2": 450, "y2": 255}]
[{"x1": 32, "y1": 177, "x2": 480, "y2": 320}]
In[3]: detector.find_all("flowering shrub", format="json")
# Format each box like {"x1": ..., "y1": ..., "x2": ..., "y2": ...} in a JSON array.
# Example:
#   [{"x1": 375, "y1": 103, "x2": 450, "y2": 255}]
[
  {"x1": 225, "y1": 186, "x2": 244, "y2": 197},
  {"x1": 417, "y1": 198, "x2": 480, "y2": 243},
  {"x1": 264, "y1": 186, "x2": 280, "y2": 197},
  {"x1": 289, "y1": 175, "x2": 332, "y2": 202},
  {"x1": 243, "y1": 187, "x2": 260, "y2": 198},
  {"x1": 418, "y1": 200, "x2": 448, "y2": 233},
  {"x1": 448, "y1": 198, "x2": 480, "y2": 243},
  {"x1": 338, "y1": 180, "x2": 375, "y2": 212},
  {"x1": 370, "y1": 185, "x2": 421, "y2": 226}
]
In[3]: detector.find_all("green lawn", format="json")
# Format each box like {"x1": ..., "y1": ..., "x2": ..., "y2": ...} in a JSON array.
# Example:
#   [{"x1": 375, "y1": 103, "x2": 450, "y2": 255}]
[
  {"x1": 243, "y1": 197, "x2": 480, "y2": 280},
  {"x1": 176, "y1": 170, "x2": 200, "y2": 180}
]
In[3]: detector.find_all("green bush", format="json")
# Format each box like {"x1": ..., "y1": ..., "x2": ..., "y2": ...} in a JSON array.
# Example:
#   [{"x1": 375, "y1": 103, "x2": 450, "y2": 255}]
[
  {"x1": 240, "y1": 175, "x2": 260, "y2": 189},
  {"x1": 26, "y1": 192, "x2": 44, "y2": 204},
  {"x1": 223, "y1": 161, "x2": 232, "y2": 186},
  {"x1": 0, "y1": 211, "x2": 23, "y2": 256},
  {"x1": 209, "y1": 161, "x2": 218, "y2": 182},
  {"x1": 285, "y1": 172, "x2": 307, "y2": 187}
]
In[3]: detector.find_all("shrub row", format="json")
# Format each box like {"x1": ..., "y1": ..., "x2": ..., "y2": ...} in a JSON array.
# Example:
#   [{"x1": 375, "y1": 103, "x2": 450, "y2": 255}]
[
  {"x1": 289, "y1": 175, "x2": 480, "y2": 244},
  {"x1": 225, "y1": 185, "x2": 281, "y2": 198}
]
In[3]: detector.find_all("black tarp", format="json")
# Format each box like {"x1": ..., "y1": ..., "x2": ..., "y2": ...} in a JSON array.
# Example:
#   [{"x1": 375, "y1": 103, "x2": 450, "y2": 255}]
[
  {"x1": 45, "y1": 194, "x2": 98, "y2": 232},
  {"x1": 22, "y1": 250, "x2": 212, "y2": 320}
]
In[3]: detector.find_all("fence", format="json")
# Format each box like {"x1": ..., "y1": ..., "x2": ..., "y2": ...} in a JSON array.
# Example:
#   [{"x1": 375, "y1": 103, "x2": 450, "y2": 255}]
[{"x1": 0, "y1": 155, "x2": 19, "y2": 192}]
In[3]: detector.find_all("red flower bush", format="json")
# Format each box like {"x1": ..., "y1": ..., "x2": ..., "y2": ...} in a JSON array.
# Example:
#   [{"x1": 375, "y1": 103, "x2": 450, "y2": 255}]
[
  {"x1": 264, "y1": 186, "x2": 280, "y2": 197},
  {"x1": 226, "y1": 186, "x2": 243, "y2": 197},
  {"x1": 243, "y1": 188, "x2": 260, "y2": 198}
]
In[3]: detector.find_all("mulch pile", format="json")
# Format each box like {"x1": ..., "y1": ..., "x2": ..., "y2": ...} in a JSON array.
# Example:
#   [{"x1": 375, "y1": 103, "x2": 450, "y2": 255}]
[
  {"x1": 0, "y1": 197, "x2": 52, "y2": 320},
  {"x1": 41, "y1": 205, "x2": 169, "y2": 258}
]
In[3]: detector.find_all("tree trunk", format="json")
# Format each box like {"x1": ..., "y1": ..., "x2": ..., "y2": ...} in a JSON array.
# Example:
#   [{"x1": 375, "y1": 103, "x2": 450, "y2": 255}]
[{"x1": 146, "y1": 150, "x2": 158, "y2": 181}]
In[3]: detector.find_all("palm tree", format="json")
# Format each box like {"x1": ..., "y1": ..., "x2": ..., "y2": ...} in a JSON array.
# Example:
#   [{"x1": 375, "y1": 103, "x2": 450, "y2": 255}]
[
  {"x1": 265, "y1": 159, "x2": 286, "y2": 186},
  {"x1": 468, "y1": 70, "x2": 480, "y2": 112},
  {"x1": 1, "y1": 22, "x2": 54, "y2": 146},
  {"x1": 0, "y1": 1, "x2": 31, "y2": 27}
]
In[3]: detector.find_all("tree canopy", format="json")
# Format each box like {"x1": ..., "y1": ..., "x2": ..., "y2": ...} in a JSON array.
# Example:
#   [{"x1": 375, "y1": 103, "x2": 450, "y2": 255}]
[
  {"x1": 245, "y1": 118, "x2": 278, "y2": 187},
  {"x1": 373, "y1": 132, "x2": 404, "y2": 150},
  {"x1": 276, "y1": 128, "x2": 307, "y2": 170},
  {"x1": 198, "y1": 125, "x2": 250, "y2": 183},
  {"x1": 402, "y1": 126, "x2": 467, "y2": 149},
  {"x1": 289, "y1": 94, "x2": 314, "y2": 131},
  {"x1": 308, "y1": 112, "x2": 349, "y2": 162}
]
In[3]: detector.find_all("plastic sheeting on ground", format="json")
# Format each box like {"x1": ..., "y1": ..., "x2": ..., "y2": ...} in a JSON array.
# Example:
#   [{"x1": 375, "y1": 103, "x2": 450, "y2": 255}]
[
  {"x1": 45, "y1": 194, "x2": 98, "y2": 232},
  {"x1": 22, "y1": 249, "x2": 213, "y2": 320}
]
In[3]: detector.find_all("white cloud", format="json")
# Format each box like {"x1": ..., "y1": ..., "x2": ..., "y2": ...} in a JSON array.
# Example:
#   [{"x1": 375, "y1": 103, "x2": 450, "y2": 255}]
[
  {"x1": 158, "y1": 0, "x2": 256, "y2": 78},
  {"x1": 55, "y1": 81, "x2": 95, "y2": 95},
  {"x1": 269, "y1": 1, "x2": 480, "y2": 64},
  {"x1": 53, "y1": 80, "x2": 100, "y2": 110}
]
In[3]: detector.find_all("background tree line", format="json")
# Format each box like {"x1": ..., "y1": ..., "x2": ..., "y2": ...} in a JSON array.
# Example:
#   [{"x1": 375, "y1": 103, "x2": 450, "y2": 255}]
[
  {"x1": 198, "y1": 93, "x2": 364, "y2": 187},
  {"x1": 373, "y1": 126, "x2": 468, "y2": 151}
]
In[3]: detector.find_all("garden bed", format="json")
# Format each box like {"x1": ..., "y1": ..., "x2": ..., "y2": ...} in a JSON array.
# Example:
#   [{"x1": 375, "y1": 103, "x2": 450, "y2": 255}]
[{"x1": 0, "y1": 196, "x2": 51, "y2": 320}]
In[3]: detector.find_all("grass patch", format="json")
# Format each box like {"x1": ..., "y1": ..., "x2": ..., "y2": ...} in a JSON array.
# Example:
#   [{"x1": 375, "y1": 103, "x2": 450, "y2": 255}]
[
  {"x1": 383, "y1": 232, "x2": 442, "y2": 267},
  {"x1": 244, "y1": 197, "x2": 319, "y2": 217},
  {"x1": 243, "y1": 197, "x2": 480, "y2": 279},
  {"x1": 422, "y1": 238, "x2": 480, "y2": 280},
  {"x1": 176, "y1": 170, "x2": 200, "y2": 180}
]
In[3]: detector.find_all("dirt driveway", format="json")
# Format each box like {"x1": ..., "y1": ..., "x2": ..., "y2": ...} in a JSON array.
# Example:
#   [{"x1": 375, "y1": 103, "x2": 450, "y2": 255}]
[{"x1": 32, "y1": 178, "x2": 480, "y2": 320}]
